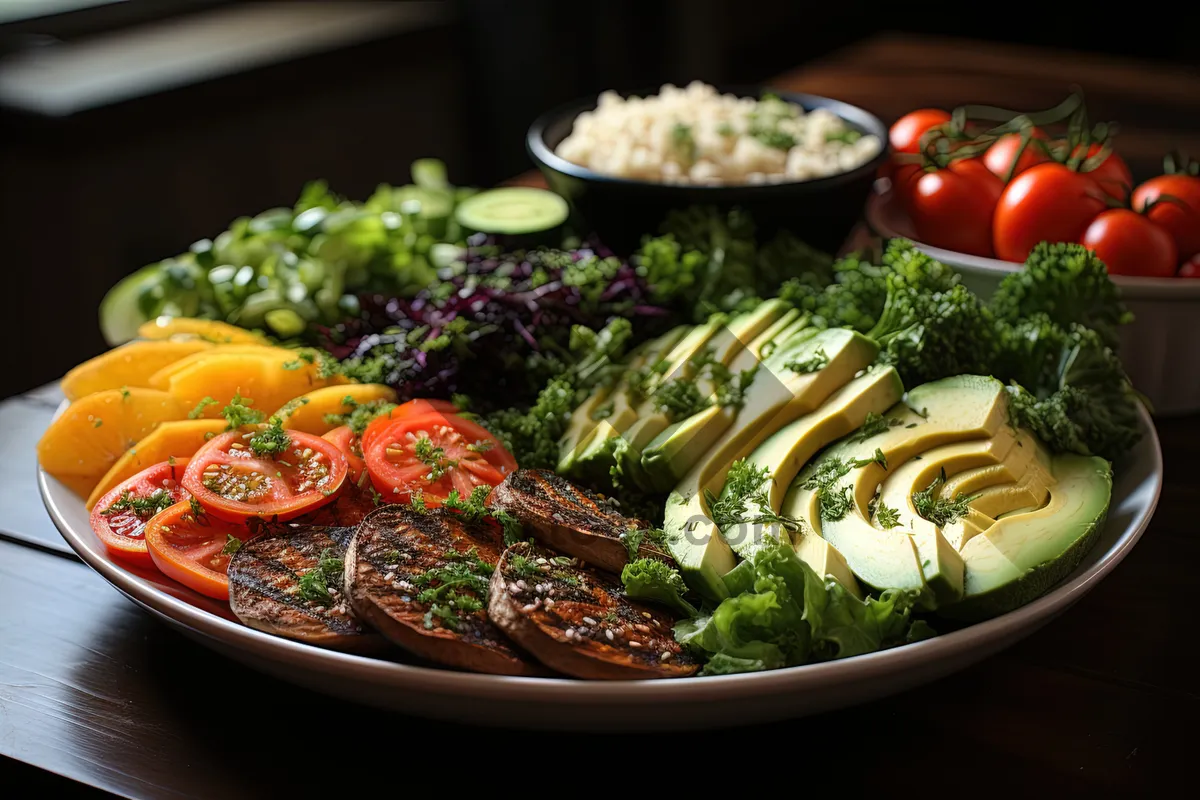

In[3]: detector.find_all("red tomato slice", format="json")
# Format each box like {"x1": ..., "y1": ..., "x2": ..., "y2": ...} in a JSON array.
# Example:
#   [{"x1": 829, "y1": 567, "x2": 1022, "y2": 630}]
[
  {"x1": 364, "y1": 411, "x2": 515, "y2": 506},
  {"x1": 1080, "y1": 209, "x2": 1178, "y2": 278},
  {"x1": 322, "y1": 425, "x2": 366, "y2": 484},
  {"x1": 182, "y1": 428, "x2": 348, "y2": 523},
  {"x1": 89, "y1": 459, "x2": 190, "y2": 567},
  {"x1": 360, "y1": 398, "x2": 459, "y2": 455},
  {"x1": 144, "y1": 500, "x2": 246, "y2": 600}
]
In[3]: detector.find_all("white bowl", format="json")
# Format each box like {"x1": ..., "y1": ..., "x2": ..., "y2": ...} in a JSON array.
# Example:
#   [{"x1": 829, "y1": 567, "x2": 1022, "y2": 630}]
[
  {"x1": 866, "y1": 190, "x2": 1200, "y2": 416},
  {"x1": 39, "y1": 404, "x2": 1162, "y2": 731}
]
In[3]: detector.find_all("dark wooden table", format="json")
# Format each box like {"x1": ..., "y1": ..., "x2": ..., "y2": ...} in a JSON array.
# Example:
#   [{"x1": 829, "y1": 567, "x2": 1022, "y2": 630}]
[{"x1": 3, "y1": 35, "x2": 1197, "y2": 797}]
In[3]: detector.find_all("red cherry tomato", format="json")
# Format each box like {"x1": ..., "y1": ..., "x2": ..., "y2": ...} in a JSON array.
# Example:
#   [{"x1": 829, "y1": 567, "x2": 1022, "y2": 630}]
[
  {"x1": 363, "y1": 411, "x2": 516, "y2": 506},
  {"x1": 1070, "y1": 143, "x2": 1133, "y2": 200},
  {"x1": 1178, "y1": 255, "x2": 1200, "y2": 278},
  {"x1": 1132, "y1": 174, "x2": 1200, "y2": 262},
  {"x1": 89, "y1": 459, "x2": 189, "y2": 567},
  {"x1": 889, "y1": 109, "x2": 952, "y2": 154},
  {"x1": 902, "y1": 158, "x2": 1004, "y2": 257},
  {"x1": 182, "y1": 428, "x2": 348, "y2": 523},
  {"x1": 983, "y1": 128, "x2": 1051, "y2": 180},
  {"x1": 993, "y1": 163, "x2": 1109, "y2": 262},
  {"x1": 144, "y1": 501, "x2": 246, "y2": 600},
  {"x1": 1080, "y1": 209, "x2": 1178, "y2": 278}
]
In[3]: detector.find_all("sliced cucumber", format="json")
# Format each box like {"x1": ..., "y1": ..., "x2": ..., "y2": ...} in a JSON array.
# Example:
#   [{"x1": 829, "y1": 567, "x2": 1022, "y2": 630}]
[
  {"x1": 99, "y1": 264, "x2": 160, "y2": 346},
  {"x1": 454, "y1": 187, "x2": 568, "y2": 236}
]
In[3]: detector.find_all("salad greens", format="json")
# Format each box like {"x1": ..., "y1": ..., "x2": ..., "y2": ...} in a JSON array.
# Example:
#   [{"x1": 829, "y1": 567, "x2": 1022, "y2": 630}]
[
  {"x1": 100, "y1": 160, "x2": 470, "y2": 345},
  {"x1": 676, "y1": 536, "x2": 932, "y2": 675}
]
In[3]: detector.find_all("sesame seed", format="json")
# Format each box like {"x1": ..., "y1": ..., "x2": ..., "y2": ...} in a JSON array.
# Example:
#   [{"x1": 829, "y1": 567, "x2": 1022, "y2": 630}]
[
  {"x1": 516, "y1": 580, "x2": 528, "y2": 590},
  {"x1": 629, "y1": 641, "x2": 642, "y2": 648},
  {"x1": 544, "y1": 598, "x2": 554, "y2": 608},
  {"x1": 634, "y1": 623, "x2": 651, "y2": 634},
  {"x1": 522, "y1": 603, "x2": 537, "y2": 612},
  {"x1": 605, "y1": 629, "x2": 614, "y2": 641},
  {"x1": 642, "y1": 612, "x2": 652, "y2": 619},
  {"x1": 660, "y1": 651, "x2": 673, "y2": 662},
  {"x1": 536, "y1": 558, "x2": 548, "y2": 565},
  {"x1": 401, "y1": 595, "x2": 412, "y2": 602},
  {"x1": 314, "y1": 606, "x2": 326, "y2": 613},
  {"x1": 564, "y1": 628, "x2": 575, "y2": 639},
  {"x1": 583, "y1": 616, "x2": 597, "y2": 626},
  {"x1": 383, "y1": 572, "x2": 395, "y2": 582},
  {"x1": 508, "y1": 583, "x2": 520, "y2": 594}
]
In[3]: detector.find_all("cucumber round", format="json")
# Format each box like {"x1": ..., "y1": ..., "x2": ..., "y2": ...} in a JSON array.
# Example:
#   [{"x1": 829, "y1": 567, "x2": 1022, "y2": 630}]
[
  {"x1": 454, "y1": 187, "x2": 568, "y2": 236},
  {"x1": 99, "y1": 264, "x2": 160, "y2": 346}
]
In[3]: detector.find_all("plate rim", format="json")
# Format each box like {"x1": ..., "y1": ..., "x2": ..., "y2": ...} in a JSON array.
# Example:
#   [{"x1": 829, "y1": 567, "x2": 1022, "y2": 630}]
[{"x1": 39, "y1": 405, "x2": 1163, "y2": 704}]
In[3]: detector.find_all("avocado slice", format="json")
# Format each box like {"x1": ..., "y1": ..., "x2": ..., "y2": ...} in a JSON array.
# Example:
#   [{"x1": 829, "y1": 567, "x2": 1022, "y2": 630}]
[
  {"x1": 616, "y1": 302, "x2": 789, "y2": 487},
  {"x1": 940, "y1": 454, "x2": 1112, "y2": 621},
  {"x1": 938, "y1": 432, "x2": 1052, "y2": 499},
  {"x1": 803, "y1": 375, "x2": 1008, "y2": 608},
  {"x1": 565, "y1": 323, "x2": 706, "y2": 481},
  {"x1": 968, "y1": 470, "x2": 1052, "y2": 519},
  {"x1": 637, "y1": 302, "x2": 801, "y2": 490},
  {"x1": 941, "y1": 508, "x2": 994, "y2": 551},
  {"x1": 663, "y1": 328, "x2": 879, "y2": 601},
  {"x1": 557, "y1": 325, "x2": 688, "y2": 474},
  {"x1": 722, "y1": 367, "x2": 904, "y2": 561}
]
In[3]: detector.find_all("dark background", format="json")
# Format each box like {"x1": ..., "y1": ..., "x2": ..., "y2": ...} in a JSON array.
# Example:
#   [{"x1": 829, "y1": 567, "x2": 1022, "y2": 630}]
[{"x1": 1, "y1": 0, "x2": 1197, "y2": 399}]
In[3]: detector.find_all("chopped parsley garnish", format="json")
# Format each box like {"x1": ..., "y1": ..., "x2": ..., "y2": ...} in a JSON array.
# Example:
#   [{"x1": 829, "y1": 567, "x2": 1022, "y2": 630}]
[
  {"x1": 297, "y1": 547, "x2": 345, "y2": 606},
  {"x1": 507, "y1": 552, "x2": 544, "y2": 580},
  {"x1": 248, "y1": 415, "x2": 291, "y2": 458},
  {"x1": 188, "y1": 397, "x2": 217, "y2": 419},
  {"x1": 875, "y1": 502, "x2": 902, "y2": 529},
  {"x1": 414, "y1": 547, "x2": 493, "y2": 631},
  {"x1": 120, "y1": 387, "x2": 131, "y2": 401},
  {"x1": 850, "y1": 411, "x2": 901, "y2": 444},
  {"x1": 450, "y1": 393, "x2": 472, "y2": 412},
  {"x1": 221, "y1": 393, "x2": 264, "y2": 430},
  {"x1": 278, "y1": 396, "x2": 311, "y2": 418},
  {"x1": 652, "y1": 378, "x2": 710, "y2": 422},
  {"x1": 323, "y1": 398, "x2": 397, "y2": 438},
  {"x1": 220, "y1": 534, "x2": 243, "y2": 556},
  {"x1": 188, "y1": 496, "x2": 205, "y2": 519},
  {"x1": 784, "y1": 347, "x2": 829, "y2": 374},
  {"x1": 715, "y1": 366, "x2": 758, "y2": 411},
  {"x1": 911, "y1": 469, "x2": 976, "y2": 527},
  {"x1": 620, "y1": 526, "x2": 666, "y2": 560},
  {"x1": 591, "y1": 400, "x2": 615, "y2": 421},
  {"x1": 801, "y1": 450, "x2": 889, "y2": 522},
  {"x1": 440, "y1": 486, "x2": 491, "y2": 520},
  {"x1": 716, "y1": 121, "x2": 735, "y2": 136},
  {"x1": 414, "y1": 435, "x2": 456, "y2": 481},
  {"x1": 102, "y1": 488, "x2": 174, "y2": 519},
  {"x1": 466, "y1": 439, "x2": 493, "y2": 453},
  {"x1": 825, "y1": 129, "x2": 862, "y2": 144},
  {"x1": 93, "y1": 419, "x2": 103, "y2": 428},
  {"x1": 705, "y1": 459, "x2": 803, "y2": 532},
  {"x1": 752, "y1": 128, "x2": 797, "y2": 150}
]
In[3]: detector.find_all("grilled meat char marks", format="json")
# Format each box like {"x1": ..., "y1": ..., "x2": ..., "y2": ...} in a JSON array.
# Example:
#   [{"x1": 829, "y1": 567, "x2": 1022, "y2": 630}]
[
  {"x1": 488, "y1": 542, "x2": 698, "y2": 679},
  {"x1": 229, "y1": 523, "x2": 383, "y2": 653},
  {"x1": 345, "y1": 505, "x2": 541, "y2": 676},
  {"x1": 491, "y1": 469, "x2": 671, "y2": 573}
]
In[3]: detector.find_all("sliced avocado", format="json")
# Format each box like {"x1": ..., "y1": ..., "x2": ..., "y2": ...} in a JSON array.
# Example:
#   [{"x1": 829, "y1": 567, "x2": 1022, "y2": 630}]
[
  {"x1": 638, "y1": 302, "x2": 798, "y2": 490},
  {"x1": 794, "y1": 529, "x2": 864, "y2": 599},
  {"x1": 943, "y1": 508, "x2": 996, "y2": 550},
  {"x1": 565, "y1": 324, "x2": 701, "y2": 481},
  {"x1": 557, "y1": 326, "x2": 687, "y2": 474},
  {"x1": 969, "y1": 470, "x2": 1052, "y2": 519},
  {"x1": 617, "y1": 303, "x2": 789, "y2": 487},
  {"x1": 664, "y1": 328, "x2": 879, "y2": 601},
  {"x1": 868, "y1": 433, "x2": 1020, "y2": 606},
  {"x1": 939, "y1": 431, "x2": 1052, "y2": 499},
  {"x1": 941, "y1": 454, "x2": 1112, "y2": 621},
  {"x1": 723, "y1": 367, "x2": 903, "y2": 562},
  {"x1": 806, "y1": 375, "x2": 1008, "y2": 608}
]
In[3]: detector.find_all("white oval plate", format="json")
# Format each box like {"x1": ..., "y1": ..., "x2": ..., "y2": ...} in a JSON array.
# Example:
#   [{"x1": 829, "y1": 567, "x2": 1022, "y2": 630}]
[{"x1": 40, "y1": 405, "x2": 1162, "y2": 731}]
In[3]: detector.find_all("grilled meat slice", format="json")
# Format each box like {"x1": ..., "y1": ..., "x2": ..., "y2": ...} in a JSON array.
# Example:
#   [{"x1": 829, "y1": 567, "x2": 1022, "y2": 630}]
[
  {"x1": 490, "y1": 469, "x2": 670, "y2": 573},
  {"x1": 488, "y1": 542, "x2": 698, "y2": 679},
  {"x1": 345, "y1": 505, "x2": 542, "y2": 676},
  {"x1": 229, "y1": 523, "x2": 384, "y2": 653}
]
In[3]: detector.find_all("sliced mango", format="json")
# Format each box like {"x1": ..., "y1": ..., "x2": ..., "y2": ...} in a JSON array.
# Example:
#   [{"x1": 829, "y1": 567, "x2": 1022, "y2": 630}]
[
  {"x1": 62, "y1": 339, "x2": 214, "y2": 402},
  {"x1": 276, "y1": 384, "x2": 397, "y2": 435},
  {"x1": 166, "y1": 352, "x2": 337, "y2": 421},
  {"x1": 147, "y1": 345, "x2": 295, "y2": 390},
  {"x1": 85, "y1": 418, "x2": 228, "y2": 510},
  {"x1": 137, "y1": 317, "x2": 269, "y2": 345},
  {"x1": 38, "y1": 388, "x2": 185, "y2": 498}
]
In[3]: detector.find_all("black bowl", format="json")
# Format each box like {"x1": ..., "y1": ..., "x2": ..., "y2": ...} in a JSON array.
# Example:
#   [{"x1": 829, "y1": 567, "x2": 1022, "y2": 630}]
[{"x1": 526, "y1": 85, "x2": 890, "y2": 255}]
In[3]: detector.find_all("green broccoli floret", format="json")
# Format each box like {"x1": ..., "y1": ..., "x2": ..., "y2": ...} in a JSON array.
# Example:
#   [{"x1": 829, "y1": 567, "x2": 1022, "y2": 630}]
[
  {"x1": 777, "y1": 253, "x2": 886, "y2": 332},
  {"x1": 869, "y1": 281, "x2": 996, "y2": 388},
  {"x1": 620, "y1": 557, "x2": 697, "y2": 617},
  {"x1": 878, "y1": 239, "x2": 961, "y2": 293},
  {"x1": 634, "y1": 234, "x2": 705, "y2": 306},
  {"x1": 1003, "y1": 322, "x2": 1142, "y2": 462},
  {"x1": 991, "y1": 242, "x2": 1132, "y2": 350}
]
